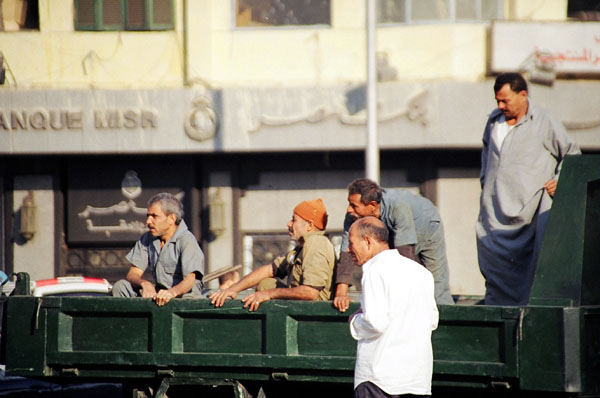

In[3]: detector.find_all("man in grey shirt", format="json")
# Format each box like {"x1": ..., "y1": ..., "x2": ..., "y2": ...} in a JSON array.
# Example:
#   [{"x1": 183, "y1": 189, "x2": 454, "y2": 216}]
[
  {"x1": 334, "y1": 178, "x2": 454, "y2": 311},
  {"x1": 477, "y1": 73, "x2": 580, "y2": 305},
  {"x1": 112, "y1": 192, "x2": 205, "y2": 306}
]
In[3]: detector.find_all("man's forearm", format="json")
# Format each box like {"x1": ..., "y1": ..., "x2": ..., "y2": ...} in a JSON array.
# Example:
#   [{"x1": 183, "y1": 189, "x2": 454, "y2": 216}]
[
  {"x1": 336, "y1": 251, "x2": 357, "y2": 286},
  {"x1": 168, "y1": 273, "x2": 196, "y2": 297},
  {"x1": 227, "y1": 264, "x2": 274, "y2": 293},
  {"x1": 268, "y1": 285, "x2": 319, "y2": 301},
  {"x1": 335, "y1": 283, "x2": 349, "y2": 297},
  {"x1": 126, "y1": 268, "x2": 152, "y2": 289}
]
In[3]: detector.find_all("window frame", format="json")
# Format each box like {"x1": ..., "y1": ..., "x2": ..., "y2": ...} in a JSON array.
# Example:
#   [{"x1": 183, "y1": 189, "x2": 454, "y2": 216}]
[
  {"x1": 232, "y1": 0, "x2": 332, "y2": 30},
  {"x1": 377, "y1": 0, "x2": 504, "y2": 26},
  {"x1": 74, "y1": 0, "x2": 174, "y2": 31}
]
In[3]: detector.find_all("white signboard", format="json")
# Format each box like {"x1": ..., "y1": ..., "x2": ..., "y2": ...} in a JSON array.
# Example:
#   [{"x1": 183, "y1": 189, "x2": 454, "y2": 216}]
[{"x1": 491, "y1": 21, "x2": 600, "y2": 74}]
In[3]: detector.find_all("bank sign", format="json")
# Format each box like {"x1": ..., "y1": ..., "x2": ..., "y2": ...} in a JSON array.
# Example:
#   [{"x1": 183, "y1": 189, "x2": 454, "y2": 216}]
[
  {"x1": 3, "y1": 84, "x2": 598, "y2": 153},
  {"x1": 0, "y1": 89, "x2": 219, "y2": 154}
]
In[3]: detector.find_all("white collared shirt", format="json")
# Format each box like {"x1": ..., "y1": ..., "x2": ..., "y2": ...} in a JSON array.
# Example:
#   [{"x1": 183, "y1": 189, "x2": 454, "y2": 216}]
[{"x1": 350, "y1": 249, "x2": 439, "y2": 395}]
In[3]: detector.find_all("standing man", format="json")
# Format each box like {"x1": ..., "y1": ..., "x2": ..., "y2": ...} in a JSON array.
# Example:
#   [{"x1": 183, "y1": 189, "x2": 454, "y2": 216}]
[
  {"x1": 477, "y1": 72, "x2": 580, "y2": 306},
  {"x1": 348, "y1": 217, "x2": 438, "y2": 398},
  {"x1": 210, "y1": 198, "x2": 336, "y2": 311},
  {"x1": 334, "y1": 178, "x2": 453, "y2": 311},
  {"x1": 112, "y1": 192, "x2": 205, "y2": 306}
]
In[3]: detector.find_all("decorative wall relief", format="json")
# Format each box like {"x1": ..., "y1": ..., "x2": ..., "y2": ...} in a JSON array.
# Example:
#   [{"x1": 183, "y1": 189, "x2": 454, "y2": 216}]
[
  {"x1": 184, "y1": 95, "x2": 218, "y2": 142},
  {"x1": 247, "y1": 88, "x2": 430, "y2": 134},
  {"x1": 67, "y1": 162, "x2": 192, "y2": 244},
  {"x1": 76, "y1": 170, "x2": 185, "y2": 239},
  {"x1": 78, "y1": 172, "x2": 148, "y2": 238}
]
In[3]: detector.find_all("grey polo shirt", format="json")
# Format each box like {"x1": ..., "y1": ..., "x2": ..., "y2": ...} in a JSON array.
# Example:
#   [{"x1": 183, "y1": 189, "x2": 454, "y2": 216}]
[
  {"x1": 341, "y1": 189, "x2": 441, "y2": 251},
  {"x1": 126, "y1": 220, "x2": 205, "y2": 294},
  {"x1": 379, "y1": 189, "x2": 440, "y2": 248}
]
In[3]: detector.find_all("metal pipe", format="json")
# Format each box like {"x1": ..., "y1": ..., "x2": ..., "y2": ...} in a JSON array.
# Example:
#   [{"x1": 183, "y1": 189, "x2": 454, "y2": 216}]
[
  {"x1": 182, "y1": 0, "x2": 189, "y2": 86},
  {"x1": 366, "y1": 0, "x2": 380, "y2": 183}
]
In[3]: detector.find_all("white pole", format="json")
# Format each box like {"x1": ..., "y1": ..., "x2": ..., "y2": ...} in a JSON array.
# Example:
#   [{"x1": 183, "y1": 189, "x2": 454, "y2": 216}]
[{"x1": 366, "y1": 0, "x2": 380, "y2": 183}]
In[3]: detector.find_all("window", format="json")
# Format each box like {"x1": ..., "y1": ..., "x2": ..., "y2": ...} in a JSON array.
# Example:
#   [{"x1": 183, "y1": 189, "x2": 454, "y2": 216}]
[
  {"x1": 235, "y1": 0, "x2": 330, "y2": 28},
  {"x1": 74, "y1": 0, "x2": 174, "y2": 31},
  {"x1": 377, "y1": 0, "x2": 504, "y2": 24},
  {"x1": 568, "y1": 0, "x2": 600, "y2": 21},
  {"x1": 0, "y1": 0, "x2": 39, "y2": 31}
]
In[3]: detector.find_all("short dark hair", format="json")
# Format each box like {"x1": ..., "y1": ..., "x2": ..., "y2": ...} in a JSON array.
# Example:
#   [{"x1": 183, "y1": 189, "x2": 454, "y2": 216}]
[
  {"x1": 347, "y1": 178, "x2": 382, "y2": 205},
  {"x1": 494, "y1": 72, "x2": 528, "y2": 94},
  {"x1": 353, "y1": 216, "x2": 389, "y2": 244},
  {"x1": 148, "y1": 192, "x2": 184, "y2": 225}
]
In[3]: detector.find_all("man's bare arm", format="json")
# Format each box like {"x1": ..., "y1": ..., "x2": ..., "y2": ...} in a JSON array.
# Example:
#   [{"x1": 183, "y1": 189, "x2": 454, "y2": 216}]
[
  {"x1": 154, "y1": 272, "x2": 197, "y2": 307},
  {"x1": 125, "y1": 266, "x2": 156, "y2": 298},
  {"x1": 333, "y1": 283, "x2": 351, "y2": 312},
  {"x1": 242, "y1": 285, "x2": 320, "y2": 311},
  {"x1": 333, "y1": 251, "x2": 356, "y2": 312},
  {"x1": 268, "y1": 285, "x2": 320, "y2": 301},
  {"x1": 210, "y1": 264, "x2": 275, "y2": 307}
]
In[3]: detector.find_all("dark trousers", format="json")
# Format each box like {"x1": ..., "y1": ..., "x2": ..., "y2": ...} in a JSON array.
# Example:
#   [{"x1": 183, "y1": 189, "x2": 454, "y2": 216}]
[{"x1": 354, "y1": 382, "x2": 430, "y2": 398}]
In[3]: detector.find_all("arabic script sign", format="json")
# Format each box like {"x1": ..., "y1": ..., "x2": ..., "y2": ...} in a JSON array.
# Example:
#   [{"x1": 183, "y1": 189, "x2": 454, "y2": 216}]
[
  {"x1": 67, "y1": 160, "x2": 192, "y2": 244},
  {"x1": 491, "y1": 21, "x2": 600, "y2": 74}
]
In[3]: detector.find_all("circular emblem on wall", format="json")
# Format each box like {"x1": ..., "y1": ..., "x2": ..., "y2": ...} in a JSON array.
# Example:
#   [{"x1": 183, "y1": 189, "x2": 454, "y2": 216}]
[
  {"x1": 121, "y1": 170, "x2": 142, "y2": 200},
  {"x1": 185, "y1": 95, "x2": 218, "y2": 142}
]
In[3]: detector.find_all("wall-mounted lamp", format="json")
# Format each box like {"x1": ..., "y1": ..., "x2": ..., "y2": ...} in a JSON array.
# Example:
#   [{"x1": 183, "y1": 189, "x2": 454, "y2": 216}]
[
  {"x1": 20, "y1": 191, "x2": 36, "y2": 241},
  {"x1": 209, "y1": 188, "x2": 225, "y2": 237}
]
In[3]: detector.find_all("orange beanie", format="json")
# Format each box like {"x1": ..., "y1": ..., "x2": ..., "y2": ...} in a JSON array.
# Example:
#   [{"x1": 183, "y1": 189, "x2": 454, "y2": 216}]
[{"x1": 294, "y1": 198, "x2": 328, "y2": 230}]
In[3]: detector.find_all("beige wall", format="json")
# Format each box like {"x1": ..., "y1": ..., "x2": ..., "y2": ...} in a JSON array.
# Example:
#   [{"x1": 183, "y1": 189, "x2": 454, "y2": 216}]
[
  {"x1": 507, "y1": 0, "x2": 568, "y2": 20},
  {"x1": 190, "y1": 0, "x2": 490, "y2": 85},
  {"x1": 238, "y1": 169, "x2": 417, "y2": 235},
  {"x1": 205, "y1": 172, "x2": 235, "y2": 289},
  {"x1": 0, "y1": 0, "x2": 569, "y2": 88},
  {"x1": 239, "y1": 171, "x2": 354, "y2": 234},
  {"x1": 437, "y1": 169, "x2": 485, "y2": 296},
  {"x1": 0, "y1": 0, "x2": 184, "y2": 88}
]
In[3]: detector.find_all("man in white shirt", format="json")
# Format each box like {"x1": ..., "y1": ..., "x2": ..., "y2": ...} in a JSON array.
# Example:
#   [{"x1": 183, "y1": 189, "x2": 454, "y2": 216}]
[{"x1": 348, "y1": 216, "x2": 439, "y2": 398}]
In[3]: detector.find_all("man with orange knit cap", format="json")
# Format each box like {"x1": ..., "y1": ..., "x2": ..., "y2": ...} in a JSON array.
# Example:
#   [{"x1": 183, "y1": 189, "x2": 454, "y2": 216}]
[{"x1": 209, "y1": 198, "x2": 336, "y2": 311}]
